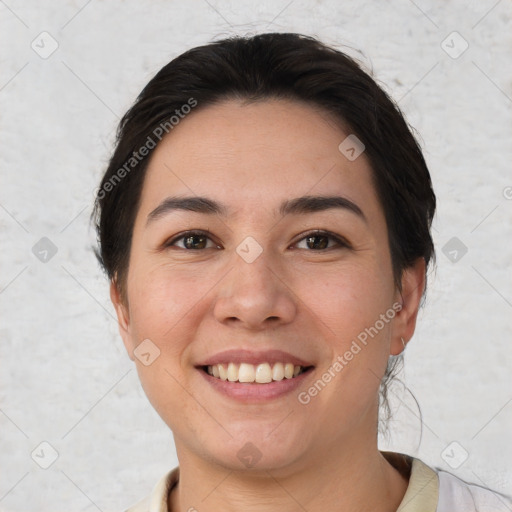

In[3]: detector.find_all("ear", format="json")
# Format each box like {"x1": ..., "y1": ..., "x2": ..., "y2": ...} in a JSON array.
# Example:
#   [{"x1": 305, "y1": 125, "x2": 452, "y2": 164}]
[
  {"x1": 110, "y1": 279, "x2": 135, "y2": 361},
  {"x1": 390, "y1": 258, "x2": 426, "y2": 356}
]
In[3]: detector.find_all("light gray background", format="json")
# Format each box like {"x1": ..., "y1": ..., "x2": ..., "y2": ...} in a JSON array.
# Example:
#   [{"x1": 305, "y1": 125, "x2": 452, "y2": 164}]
[{"x1": 1, "y1": 1, "x2": 511, "y2": 511}]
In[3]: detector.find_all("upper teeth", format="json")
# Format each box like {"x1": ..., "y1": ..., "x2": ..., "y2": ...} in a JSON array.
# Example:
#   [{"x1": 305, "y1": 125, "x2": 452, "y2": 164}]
[{"x1": 206, "y1": 362, "x2": 304, "y2": 383}]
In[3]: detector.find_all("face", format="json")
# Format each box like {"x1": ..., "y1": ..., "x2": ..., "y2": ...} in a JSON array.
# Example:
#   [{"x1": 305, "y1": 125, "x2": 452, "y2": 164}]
[{"x1": 111, "y1": 99, "x2": 424, "y2": 474}]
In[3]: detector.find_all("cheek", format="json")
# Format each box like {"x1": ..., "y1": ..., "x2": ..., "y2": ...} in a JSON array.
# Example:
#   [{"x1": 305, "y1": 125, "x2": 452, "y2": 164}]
[
  {"x1": 125, "y1": 266, "x2": 206, "y2": 419},
  {"x1": 126, "y1": 262, "x2": 214, "y2": 350},
  {"x1": 301, "y1": 262, "x2": 395, "y2": 340}
]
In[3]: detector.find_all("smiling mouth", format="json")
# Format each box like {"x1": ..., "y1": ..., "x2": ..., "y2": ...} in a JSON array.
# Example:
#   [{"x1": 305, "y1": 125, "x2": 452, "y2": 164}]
[{"x1": 200, "y1": 362, "x2": 313, "y2": 383}]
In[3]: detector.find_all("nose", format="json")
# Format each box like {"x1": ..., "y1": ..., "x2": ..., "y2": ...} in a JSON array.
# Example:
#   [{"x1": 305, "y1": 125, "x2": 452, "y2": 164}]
[{"x1": 212, "y1": 246, "x2": 297, "y2": 331}]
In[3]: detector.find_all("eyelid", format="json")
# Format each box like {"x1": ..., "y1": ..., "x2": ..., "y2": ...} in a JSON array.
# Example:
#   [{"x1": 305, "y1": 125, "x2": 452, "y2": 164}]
[
  {"x1": 164, "y1": 229, "x2": 351, "y2": 251},
  {"x1": 292, "y1": 229, "x2": 351, "y2": 250},
  {"x1": 164, "y1": 229, "x2": 220, "y2": 249}
]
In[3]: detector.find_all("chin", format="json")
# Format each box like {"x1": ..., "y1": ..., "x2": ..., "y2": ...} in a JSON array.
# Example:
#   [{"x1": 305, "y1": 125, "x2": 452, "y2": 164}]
[{"x1": 203, "y1": 430, "x2": 307, "y2": 473}]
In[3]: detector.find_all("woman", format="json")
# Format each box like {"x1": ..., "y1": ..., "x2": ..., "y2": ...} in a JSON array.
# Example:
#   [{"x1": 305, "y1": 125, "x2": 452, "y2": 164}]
[{"x1": 92, "y1": 33, "x2": 511, "y2": 512}]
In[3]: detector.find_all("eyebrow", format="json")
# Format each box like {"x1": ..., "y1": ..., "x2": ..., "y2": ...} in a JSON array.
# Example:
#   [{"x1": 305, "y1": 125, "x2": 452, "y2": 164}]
[{"x1": 146, "y1": 195, "x2": 366, "y2": 226}]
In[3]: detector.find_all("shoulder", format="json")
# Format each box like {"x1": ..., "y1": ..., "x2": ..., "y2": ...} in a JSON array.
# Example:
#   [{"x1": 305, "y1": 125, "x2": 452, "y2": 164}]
[
  {"x1": 436, "y1": 467, "x2": 512, "y2": 512},
  {"x1": 123, "y1": 467, "x2": 179, "y2": 512},
  {"x1": 124, "y1": 495, "x2": 150, "y2": 512},
  {"x1": 385, "y1": 451, "x2": 512, "y2": 512}
]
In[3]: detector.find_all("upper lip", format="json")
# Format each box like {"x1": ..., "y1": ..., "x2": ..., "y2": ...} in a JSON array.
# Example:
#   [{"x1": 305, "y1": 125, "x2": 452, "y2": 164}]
[{"x1": 195, "y1": 349, "x2": 314, "y2": 368}]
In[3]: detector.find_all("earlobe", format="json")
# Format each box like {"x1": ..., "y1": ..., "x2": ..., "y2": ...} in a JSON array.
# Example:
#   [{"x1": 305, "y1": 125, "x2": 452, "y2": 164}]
[
  {"x1": 390, "y1": 258, "x2": 426, "y2": 356},
  {"x1": 110, "y1": 279, "x2": 135, "y2": 361}
]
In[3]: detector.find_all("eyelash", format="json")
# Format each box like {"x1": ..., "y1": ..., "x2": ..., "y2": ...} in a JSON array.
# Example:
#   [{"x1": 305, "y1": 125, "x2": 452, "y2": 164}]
[{"x1": 164, "y1": 229, "x2": 351, "y2": 251}]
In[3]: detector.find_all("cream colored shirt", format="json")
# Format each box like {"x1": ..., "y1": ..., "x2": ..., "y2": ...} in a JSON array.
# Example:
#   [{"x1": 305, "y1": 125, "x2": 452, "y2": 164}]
[{"x1": 125, "y1": 452, "x2": 512, "y2": 512}]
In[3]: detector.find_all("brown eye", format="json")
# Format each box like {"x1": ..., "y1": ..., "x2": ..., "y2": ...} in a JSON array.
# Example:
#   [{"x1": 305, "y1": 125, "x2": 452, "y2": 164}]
[
  {"x1": 183, "y1": 234, "x2": 208, "y2": 249},
  {"x1": 166, "y1": 231, "x2": 219, "y2": 250},
  {"x1": 295, "y1": 231, "x2": 349, "y2": 251},
  {"x1": 305, "y1": 234, "x2": 329, "y2": 249}
]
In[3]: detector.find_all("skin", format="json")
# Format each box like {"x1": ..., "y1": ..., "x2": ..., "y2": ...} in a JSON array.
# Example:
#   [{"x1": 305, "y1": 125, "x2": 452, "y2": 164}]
[{"x1": 111, "y1": 99, "x2": 426, "y2": 512}]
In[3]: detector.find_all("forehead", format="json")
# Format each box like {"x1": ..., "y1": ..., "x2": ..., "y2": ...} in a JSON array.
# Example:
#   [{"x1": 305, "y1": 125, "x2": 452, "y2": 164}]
[{"x1": 136, "y1": 99, "x2": 382, "y2": 225}]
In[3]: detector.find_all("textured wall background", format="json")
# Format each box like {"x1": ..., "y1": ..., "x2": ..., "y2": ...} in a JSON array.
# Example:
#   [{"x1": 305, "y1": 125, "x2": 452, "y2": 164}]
[{"x1": 1, "y1": 1, "x2": 511, "y2": 511}]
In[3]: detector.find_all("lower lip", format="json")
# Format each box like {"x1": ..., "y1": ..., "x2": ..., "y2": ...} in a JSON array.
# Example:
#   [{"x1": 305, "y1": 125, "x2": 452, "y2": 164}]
[{"x1": 197, "y1": 367, "x2": 313, "y2": 402}]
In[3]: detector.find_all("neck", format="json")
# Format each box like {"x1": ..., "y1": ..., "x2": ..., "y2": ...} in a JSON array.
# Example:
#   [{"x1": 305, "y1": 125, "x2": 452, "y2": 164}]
[{"x1": 168, "y1": 439, "x2": 409, "y2": 512}]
